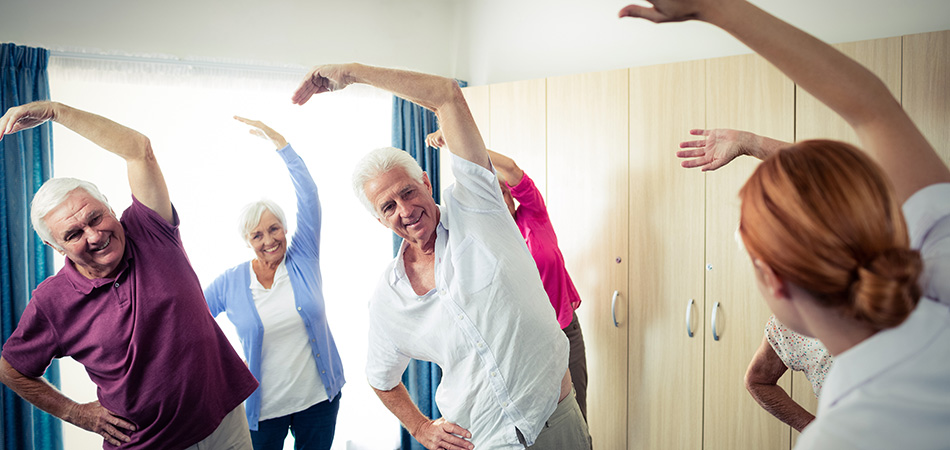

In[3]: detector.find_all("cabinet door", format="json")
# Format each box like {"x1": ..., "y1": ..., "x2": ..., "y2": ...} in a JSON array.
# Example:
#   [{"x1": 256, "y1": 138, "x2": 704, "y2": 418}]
[
  {"x1": 489, "y1": 79, "x2": 547, "y2": 192},
  {"x1": 442, "y1": 86, "x2": 492, "y2": 192},
  {"x1": 547, "y1": 69, "x2": 629, "y2": 450},
  {"x1": 628, "y1": 60, "x2": 706, "y2": 450},
  {"x1": 792, "y1": 36, "x2": 902, "y2": 445},
  {"x1": 903, "y1": 30, "x2": 950, "y2": 165},
  {"x1": 704, "y1": 54, "x2": 795, "y2": 450}
]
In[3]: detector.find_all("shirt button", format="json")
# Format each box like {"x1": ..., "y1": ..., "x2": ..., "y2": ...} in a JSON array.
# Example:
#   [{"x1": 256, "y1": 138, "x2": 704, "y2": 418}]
[
  {"x1": 477, "y1": 342, "x2": 484, "y2": 348},
  {"x1": 316, "y1": 354, "x2": 320, "y2": 358},
  {"x1": 490, "y1": 371, "x2": 496, "y2": 377},
  {"x1": 502, "y1": 402, "x2": 509, "y2": 407},
  {"x1": 457, "y1": 314, "x2": 463, "y2": 320},
  {"x1": 297, "y1": 306, "x2": 302, "y2": 311},
  {"x1": 114, "y1": 282, "x2": 120, "y2": 288},
  {"x1": 311, "y1": 339, "x2": 316, "y2": 343}
]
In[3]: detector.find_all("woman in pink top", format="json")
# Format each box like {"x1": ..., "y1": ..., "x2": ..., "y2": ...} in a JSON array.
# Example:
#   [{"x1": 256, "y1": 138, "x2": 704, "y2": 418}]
[{"x1": 427, "y1": 130, "x2": 590, "y2": 420}]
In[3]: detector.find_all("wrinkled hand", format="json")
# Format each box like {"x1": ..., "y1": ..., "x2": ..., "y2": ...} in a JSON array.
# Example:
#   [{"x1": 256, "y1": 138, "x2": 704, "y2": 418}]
[
  {"x1": 70, "y1": 401, "x2": 136, "y2": 446},
  {"x1": 234, "y1": 116, "x2": 288, "y2": 149},
  {"x1": 426, "y1": 129, "x2": 445, "y2": 149},
  {"x1": 618, "y1": 0, "x2": 716, "y2": 23},
  {"x1": 291, "y1": 64, "x2": 352, "y2": 105},
  {"x1": 0, "y1": 101, "x2": 56, "y2": 141},
  {"x1": 677, "y1": 128, "x2": 750, "y2": 171},
  {"x1": 412, "y1": 418, "x2": 473, "y2": 450}
]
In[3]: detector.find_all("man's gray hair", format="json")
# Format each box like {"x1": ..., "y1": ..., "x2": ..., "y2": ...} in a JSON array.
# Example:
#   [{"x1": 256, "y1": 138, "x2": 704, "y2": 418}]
[
  {"x1": 352, "y1": 147, "x2": 425, "y2": 217},
  {"x1": 238, "y1": 199, "x2": 287, "y2": 245},
  {"x1": 31, "y1": 178, "x2": 111, "y2": 250}
]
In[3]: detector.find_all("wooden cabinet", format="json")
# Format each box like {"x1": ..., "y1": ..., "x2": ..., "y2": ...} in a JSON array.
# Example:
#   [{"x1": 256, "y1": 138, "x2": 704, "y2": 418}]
[
  {"x1": 547, "y1": 69, "x2": 630, "y2": 450},
  {"x1": 449, "y1": 29, "x2": 948, "y2": 450},
  {"x1": 627, "y1": 60, "x2": 706, "y2": 450}
]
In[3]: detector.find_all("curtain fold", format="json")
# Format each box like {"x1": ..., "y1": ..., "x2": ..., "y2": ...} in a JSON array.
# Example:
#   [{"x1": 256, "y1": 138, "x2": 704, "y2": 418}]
[
  {"x1": 0, "y1": 43, "x2": 61, "y2": 450},
  {"x1": 390, "y1": 79, "x2": 466, "y2": 450}
]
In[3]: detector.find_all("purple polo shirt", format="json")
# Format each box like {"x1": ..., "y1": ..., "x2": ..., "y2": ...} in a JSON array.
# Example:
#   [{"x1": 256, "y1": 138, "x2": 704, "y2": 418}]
[
  {"x1": 507, "y1": 172, "x2": 582, "y2": 329},
  {"x1": 1, "y1": 197, "x2": 258, "y2": 449}
]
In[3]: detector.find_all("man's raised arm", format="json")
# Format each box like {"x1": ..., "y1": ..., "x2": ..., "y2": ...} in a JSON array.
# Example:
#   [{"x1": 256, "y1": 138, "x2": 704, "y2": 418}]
[
  {"x1": 293, "y1": 63, "x2": 490, "y2": 170},
  {"x1": 0, "y1": 101, "x2": 172, "y2": 222}
]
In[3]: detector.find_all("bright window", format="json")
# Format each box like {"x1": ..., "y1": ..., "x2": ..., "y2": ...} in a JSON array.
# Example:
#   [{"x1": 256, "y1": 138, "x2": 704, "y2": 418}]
[{"x1": 48, "y1": 55, "x2": 399, "y2": 450}]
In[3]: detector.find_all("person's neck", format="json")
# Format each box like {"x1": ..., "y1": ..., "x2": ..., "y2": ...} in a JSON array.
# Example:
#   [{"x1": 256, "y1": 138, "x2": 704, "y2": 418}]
[
  {"x1": 801, "y1": 302, "x2": 877, "y2": 356},
  {"x1": 253, "y1": 258, "x2": 281, "y2": 272},
  {"x1": 405, "y1": 232, "x2": 437, "y2": 261}
]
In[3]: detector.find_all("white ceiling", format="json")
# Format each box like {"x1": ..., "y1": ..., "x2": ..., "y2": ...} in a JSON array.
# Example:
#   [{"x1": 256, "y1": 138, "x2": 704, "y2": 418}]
[{"x1": 1, "y1": 0, "x2": 948, "y2": 85}]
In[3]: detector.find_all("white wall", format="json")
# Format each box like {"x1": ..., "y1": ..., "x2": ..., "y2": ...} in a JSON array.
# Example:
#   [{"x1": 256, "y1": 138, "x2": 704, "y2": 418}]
[
  {"x1": 0, "y1": 0, "x2": 463, "y2": 77},
  {"x1": 459, "y1": 0, "x2": 950, "y2": 85}
]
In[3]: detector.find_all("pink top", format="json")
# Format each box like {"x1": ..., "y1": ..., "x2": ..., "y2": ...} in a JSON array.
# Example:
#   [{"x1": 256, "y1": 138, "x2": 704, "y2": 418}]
[{"x1": 507, "y1": 172, "x2": 582, "y2": 329}]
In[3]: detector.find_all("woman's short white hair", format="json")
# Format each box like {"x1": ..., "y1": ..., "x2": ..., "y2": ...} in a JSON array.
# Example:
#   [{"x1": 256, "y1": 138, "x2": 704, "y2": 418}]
[
  {"x1": 238, "y1": 200, "x2": 287, "y2": 245},
  {"x1": 352, "y1": 147, "x2": 425, "y2": 217},
  {"x1": 31, "y1": 178, "x2": 111, "y2": 250}
]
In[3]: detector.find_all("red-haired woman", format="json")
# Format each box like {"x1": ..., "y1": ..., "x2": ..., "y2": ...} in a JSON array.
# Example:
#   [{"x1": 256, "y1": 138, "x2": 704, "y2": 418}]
[{"x1": 621, "y1": 1, "x2": 950, "y2": 448}]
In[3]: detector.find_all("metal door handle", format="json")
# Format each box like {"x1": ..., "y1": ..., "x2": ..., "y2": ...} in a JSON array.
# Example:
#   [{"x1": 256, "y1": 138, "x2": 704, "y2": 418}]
[
  {"x1": 686, "y1": 299, "x2": 695, "y2": 338},
  {"x1": 611, "y1": 290, "x2": 620, "y2": 328},
  {"x1": 711, "y1": 301, "x2": 721, "y2": 341}
]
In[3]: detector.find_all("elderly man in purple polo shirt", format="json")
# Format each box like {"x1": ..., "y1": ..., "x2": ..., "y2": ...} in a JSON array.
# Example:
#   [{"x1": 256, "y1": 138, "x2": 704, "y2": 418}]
[{"x1": 0, "y1": 101, "x2": 258, "y2": 449}]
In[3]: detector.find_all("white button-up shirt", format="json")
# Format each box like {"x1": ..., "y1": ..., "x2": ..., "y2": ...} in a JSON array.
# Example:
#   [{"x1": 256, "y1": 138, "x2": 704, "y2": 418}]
[{"x1": 365, "y1": 155, "x2": 569, "y2": 448}]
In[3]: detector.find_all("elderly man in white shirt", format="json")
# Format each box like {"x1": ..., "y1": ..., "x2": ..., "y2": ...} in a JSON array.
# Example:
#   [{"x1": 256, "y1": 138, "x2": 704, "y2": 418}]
[{"x1": 292, "y1": 64, "x2": 591, "y2": 450}]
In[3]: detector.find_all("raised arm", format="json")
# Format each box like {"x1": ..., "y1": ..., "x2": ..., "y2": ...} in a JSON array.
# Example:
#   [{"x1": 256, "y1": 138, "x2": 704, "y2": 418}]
[
  {"x1": 0, "y1": 101, "x2": 172, "y2": 222},
  {"x1": 744, "y1": 337, "x2": 815, "y2": 432},
  {"x1": 372, "y1": 383, "x2": 473, "y2": 450},
  {"x1": 678, "y1": 128, "x2": 789, "y2": 171},
  {"x1": 234, "y1": 116, "x2": 321, "y2": 253},
  {"x1": 293, "y1": 63, "x2": 490, "y2": 170},
  {"x1": 620, "y1": 0, "x2": 950, "y2": 203},
  {"x1": 0, "y1": 357, "x2": 135, "y2": 446},
  {"x1": 426, "y1": 129, "x2": 525, "y2": 185}
]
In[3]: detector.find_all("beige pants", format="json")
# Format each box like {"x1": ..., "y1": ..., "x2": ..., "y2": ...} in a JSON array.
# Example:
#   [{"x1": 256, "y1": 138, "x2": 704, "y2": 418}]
[
  {"x1": 517, "y1": 388, "x2": 592, "y2": 449},
  {"x1": 184, "y1": 404, "x2": 253, "y2": 450}
]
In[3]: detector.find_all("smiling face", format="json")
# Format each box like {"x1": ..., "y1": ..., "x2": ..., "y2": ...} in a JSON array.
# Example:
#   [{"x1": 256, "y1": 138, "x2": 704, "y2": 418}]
[
  {"x1": 247, "y1": 209, "x2": 287, "y2": 266},
  {"x1": 364, "y1": 167, "x2": 439, "y2": 249},
  {"x1": 44, "y1": 188, "x2": 126, "y2": 279}
]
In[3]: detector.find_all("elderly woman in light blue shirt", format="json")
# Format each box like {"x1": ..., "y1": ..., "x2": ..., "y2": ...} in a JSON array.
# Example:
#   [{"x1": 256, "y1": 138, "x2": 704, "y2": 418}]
[{"x1": 205, "y1": 117, "x2": 344, "y2": 450}]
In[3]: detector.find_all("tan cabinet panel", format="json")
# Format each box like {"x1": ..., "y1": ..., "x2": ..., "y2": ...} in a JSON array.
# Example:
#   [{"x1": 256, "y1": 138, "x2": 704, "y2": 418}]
[
  {"x1": 628, "y1": 60, "x2": 706, "y2": 450},
  {"x1": 489, "y1": 79, "x2": 548, "y2": 194},
  {"x1": 903, "y1": 30, "x2": 950, "y2": 165},
  {"x1": 704, "y1": 53, "x2": 795, "y2": 450},
  {"x1": 547, "y1": 69, "x2": 629, "y2": 450}
]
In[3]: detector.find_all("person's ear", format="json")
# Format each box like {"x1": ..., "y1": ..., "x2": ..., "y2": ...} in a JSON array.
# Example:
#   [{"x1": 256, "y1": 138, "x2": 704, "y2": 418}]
[
  {"x1": 754, "y1": 259, "x2": 790, "y2": 299},
  {"x1": 422, "y1": 173, "x2": 432, "y2": 194},
  {"x1": 44, "y1": 241, "x2": 65, "y2": 256}
]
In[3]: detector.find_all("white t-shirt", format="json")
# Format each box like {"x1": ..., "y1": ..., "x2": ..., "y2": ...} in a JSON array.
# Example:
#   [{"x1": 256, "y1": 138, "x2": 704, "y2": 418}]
[{"x1": 250, "y1": 261, "x2": 328, "y2": 420}]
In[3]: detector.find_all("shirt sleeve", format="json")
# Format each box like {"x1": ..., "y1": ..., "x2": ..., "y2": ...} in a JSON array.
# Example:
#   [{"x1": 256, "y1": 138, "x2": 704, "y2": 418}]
[
  {"x1": 365, "y1": 307, "x2": 411, "y2": 391},
  {"x1": 507, "y1": 172, "x2": 549, "y2": 220},
  {"x1": 446, "y1": 153, "x2": 510, "y2": 213},
  {"x1": 121, "y1": 196, "x2": 182, "y2": 247},
  {"x1": 280, "y1": 144, "x2": 322, "y2": 259},
  {"x1": 1, "y1": 299, "x2": 62, "y2": 378},
  {"x1": 765, "y1": 316, "x2": 800, "y2": 371},
  {"x1": 902, "y1": 183, "x2": 950, "y2": 305}
]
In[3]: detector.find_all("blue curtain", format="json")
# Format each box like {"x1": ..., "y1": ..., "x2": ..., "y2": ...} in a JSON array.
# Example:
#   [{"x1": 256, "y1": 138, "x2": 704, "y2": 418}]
[
  {"x1": 391, "y1": 79, "x2": 466, "y2": 450},
  {"x1": 0, "y1": 43, "x2": 61, "y2": 450}
]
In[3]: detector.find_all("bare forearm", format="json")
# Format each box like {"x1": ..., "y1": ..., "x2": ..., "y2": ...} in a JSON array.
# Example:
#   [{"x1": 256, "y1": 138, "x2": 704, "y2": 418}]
[
  {"x1": 748, "y1": 133, "x2": 790, "y2": 161},
  {"x1": 0, "y1": 358, "x2": 77, "y2": 424},
  {"x1": 747, "y1": 382, "x2": 815, "y2": 432},
  {"x1": 704, "y1": 3, "x2": 896, "y2": 129},
  {"x1": 486, "y1": 150, "x2": 524, "y2": 185},
  {"x1": 373, "y1": 383, "x2": 430, "y2": 436},
  {"x1": 51, "y1": 102, "x2": 153, "y2": 163},
  {"x1": 345, "y1": 64, "x2": 490, "y2": 169}
]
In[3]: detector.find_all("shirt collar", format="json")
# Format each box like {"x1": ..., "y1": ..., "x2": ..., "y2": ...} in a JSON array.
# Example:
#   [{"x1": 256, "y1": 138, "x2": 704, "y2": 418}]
[
  {"x1": 62, "y1": 238, "x2": 133, "y2": 295},
  {"x1": 820, "y1": 299, "x2": 949, "y2": 410}
]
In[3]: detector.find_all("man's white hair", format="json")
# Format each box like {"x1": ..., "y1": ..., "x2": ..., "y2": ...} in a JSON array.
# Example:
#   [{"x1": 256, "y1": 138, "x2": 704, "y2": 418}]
[
  {"x1": 30, "y1": 178, "x2": 112, "y2": 250},
  {"x1": 352, "y1": 147, "x2": 425, "y2": 217},
  {"x1": 237, "y1": 199, "x2": 287, "y2": 245}
]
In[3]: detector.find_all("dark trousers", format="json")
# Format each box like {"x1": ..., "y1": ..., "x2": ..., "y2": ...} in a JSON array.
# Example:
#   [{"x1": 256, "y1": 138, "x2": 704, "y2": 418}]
[
  {"x1": 250, "y1": 392, "x2": 341, "y2": 450},
  {"x1": 564, "y1": 312, "x2": 588, "y2": 421}
]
